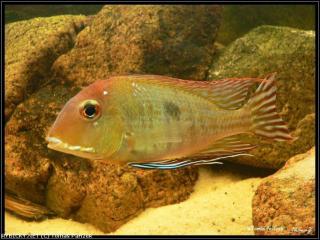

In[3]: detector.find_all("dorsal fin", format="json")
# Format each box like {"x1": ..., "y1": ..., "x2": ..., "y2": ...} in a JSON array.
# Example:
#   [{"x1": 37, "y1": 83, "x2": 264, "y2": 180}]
[
  {"x1": 208, "y1": 78, "x2": 262, "y2": 109},
  {"x1": 114, "y1": 74, "x2": 264, "y2": 110}
]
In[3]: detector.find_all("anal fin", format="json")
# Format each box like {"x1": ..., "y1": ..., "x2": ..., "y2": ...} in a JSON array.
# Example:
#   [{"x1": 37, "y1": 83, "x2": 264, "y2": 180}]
[
  {"x1": 128, "y1": 135, "x2": 256, "y2": 170},
  {"x1": 187, "y1": 134, "x2": 256, "y2": 160},
  {"x1": 128, "y1": 158, "x2": 224, "y2": 170}
]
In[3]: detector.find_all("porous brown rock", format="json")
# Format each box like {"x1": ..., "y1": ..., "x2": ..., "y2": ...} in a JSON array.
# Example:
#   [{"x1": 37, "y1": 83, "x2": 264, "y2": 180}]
[
  {"x1": 208, "y1": 25, "x2": 315, "y2": 168},
  {"x1": 5, "y1": 5, "x2": 103, "y2": 24},
  {"x1": 5, "y1": 15, "x2": 87, "y2": 121},
  {"x1": 217, "y1": 5, "x2": 315, "y2": 44},
  {"x1": 252, "y1": 147, "x2": 315, "y2": 235},
  {"x1": 51, "y1": 5, "x2": 222, "y2": 86},
  {"x1": 5, "y1": 84, "x2": 80, "y2": 204},
  {"x1": 71, "y1": 162, "x2": 197, "y2": 233}
]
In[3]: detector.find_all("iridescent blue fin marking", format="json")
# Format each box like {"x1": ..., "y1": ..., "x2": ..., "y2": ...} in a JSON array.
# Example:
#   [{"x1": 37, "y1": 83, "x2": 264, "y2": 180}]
[{"x1": 128, "y1": 153, "x2": 253, "y2": 170}]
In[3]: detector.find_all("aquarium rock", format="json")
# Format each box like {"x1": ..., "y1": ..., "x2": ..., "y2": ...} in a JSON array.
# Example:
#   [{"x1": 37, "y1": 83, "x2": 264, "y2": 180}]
[
  {"x1": 49, "y1": 161, "x2": 197, "y2": 233},
  {"x1": 51, "y1": 5, "x2": 222, "y2": 86},
  {"x1": 209, "y1": 25, "x2": 315, "y2": 168},
  {"x1": 4, "y1": 15, "x2": 87, "y2": 121},
  {"x1": 5, "y1": 5, "x2": 103, "y2": 24},
  {"x1": 252, "y1": 147, "x2": 315, "y2": 235},
  {"x1": 217, "y1": 5, "x2": 315, "y2": 44},
  {"x1": 5, "y1": 85, "x2": 80, "y2": 204}
]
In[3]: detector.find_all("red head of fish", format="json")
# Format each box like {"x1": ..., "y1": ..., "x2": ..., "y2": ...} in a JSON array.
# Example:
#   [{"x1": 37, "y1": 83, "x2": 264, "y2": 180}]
[{"x1": 46, "y1": 80, "x2": 124, "y2": 160}]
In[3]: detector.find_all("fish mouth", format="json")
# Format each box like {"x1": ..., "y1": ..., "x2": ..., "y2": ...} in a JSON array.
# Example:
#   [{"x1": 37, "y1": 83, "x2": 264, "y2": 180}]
[{"x1": 46, "y1": 136, "x2": 96, "y2": 153}]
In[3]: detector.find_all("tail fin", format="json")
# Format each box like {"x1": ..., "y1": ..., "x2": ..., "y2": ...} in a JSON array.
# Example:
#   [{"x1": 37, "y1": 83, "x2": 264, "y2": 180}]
[
  {"x1": 247, "y1": 73, "x2": 293, "y2": 142},
  {"x1": 5, "y1": 192, "x2": 56, "y2": 220}
]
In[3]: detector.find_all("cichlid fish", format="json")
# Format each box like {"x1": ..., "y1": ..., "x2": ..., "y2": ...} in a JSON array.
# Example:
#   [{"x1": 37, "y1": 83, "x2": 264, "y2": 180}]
[
  {"x1": 46, "y1": 74, "x2": 293, "y2": 169},
  {"x1": 5, "y1": 192, "x2": 56, "y2": 220}
]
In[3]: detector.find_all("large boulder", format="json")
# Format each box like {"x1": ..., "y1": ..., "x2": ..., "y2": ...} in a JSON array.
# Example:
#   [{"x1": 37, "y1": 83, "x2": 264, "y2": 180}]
[
  {"x1": 5, "y1": 84, "x2": 80, "y2": 204},
  {"x1": 5, "y1": 15, "x2": 87, "y2": 121},
  {"x1": 68, "y1": 163, "x2": 197, "y2": 233},
  {"x1": 208, "y1": 25, "x2": 315, "y2": 168},
  {"x1": 5, "y1": 5, "x2": 223, "y2": 233},
  {"x1": 5, "y1": 5, "x2": 103, "y2": 24},
  {"x1": 51, "y1": 5, "x2": 222, "y2": 86},
  {"x1": 252, "y1": 147, "x2": 315, "y2": 235},
  {"x1": 217, "y1": 5, "x2": 315, "y2": 44}
]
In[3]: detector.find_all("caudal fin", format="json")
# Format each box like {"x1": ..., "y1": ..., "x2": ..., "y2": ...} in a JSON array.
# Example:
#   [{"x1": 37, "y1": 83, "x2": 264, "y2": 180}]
[
  {"x1": 247, "y1": 73, "x2": 293, "y2": 141},
  {"x1": 5, "y1": 192, "x2": 56, "y2": 220}
]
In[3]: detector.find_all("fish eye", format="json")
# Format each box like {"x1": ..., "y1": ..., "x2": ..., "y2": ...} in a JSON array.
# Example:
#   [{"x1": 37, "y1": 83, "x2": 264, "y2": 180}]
[{"x1": 80, "y1": 100, "x2": 101, "y2": 120}]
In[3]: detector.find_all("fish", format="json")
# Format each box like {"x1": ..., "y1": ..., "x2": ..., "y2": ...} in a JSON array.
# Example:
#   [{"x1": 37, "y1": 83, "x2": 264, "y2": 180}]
[
  {"x1": 5, "y1": 192, "x2": 56, "y2": 220},
  {"x1": 46, "y1": 73, "x2": 294, "y2": 169}
]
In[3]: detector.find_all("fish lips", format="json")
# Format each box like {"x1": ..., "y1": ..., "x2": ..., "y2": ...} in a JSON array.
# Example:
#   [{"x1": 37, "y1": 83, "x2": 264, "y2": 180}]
[{"x1": 46, "y1": 136, "x2": 102, "y2": 160}]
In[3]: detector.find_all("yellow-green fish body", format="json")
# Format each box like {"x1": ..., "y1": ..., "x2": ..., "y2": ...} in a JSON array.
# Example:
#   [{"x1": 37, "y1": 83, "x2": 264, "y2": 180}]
[
  {"x1": 46, "y1": 74, "x2": 293, "y2": 169},
  {"x1": 110, "y1": 76, "x2": 250, "y2": 162}
]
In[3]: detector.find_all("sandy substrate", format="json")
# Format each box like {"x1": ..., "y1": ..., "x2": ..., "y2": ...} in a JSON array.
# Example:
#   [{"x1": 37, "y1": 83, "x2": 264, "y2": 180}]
[{"x1": 5, "y1": 164, "x2": 268, "y2": 235}]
